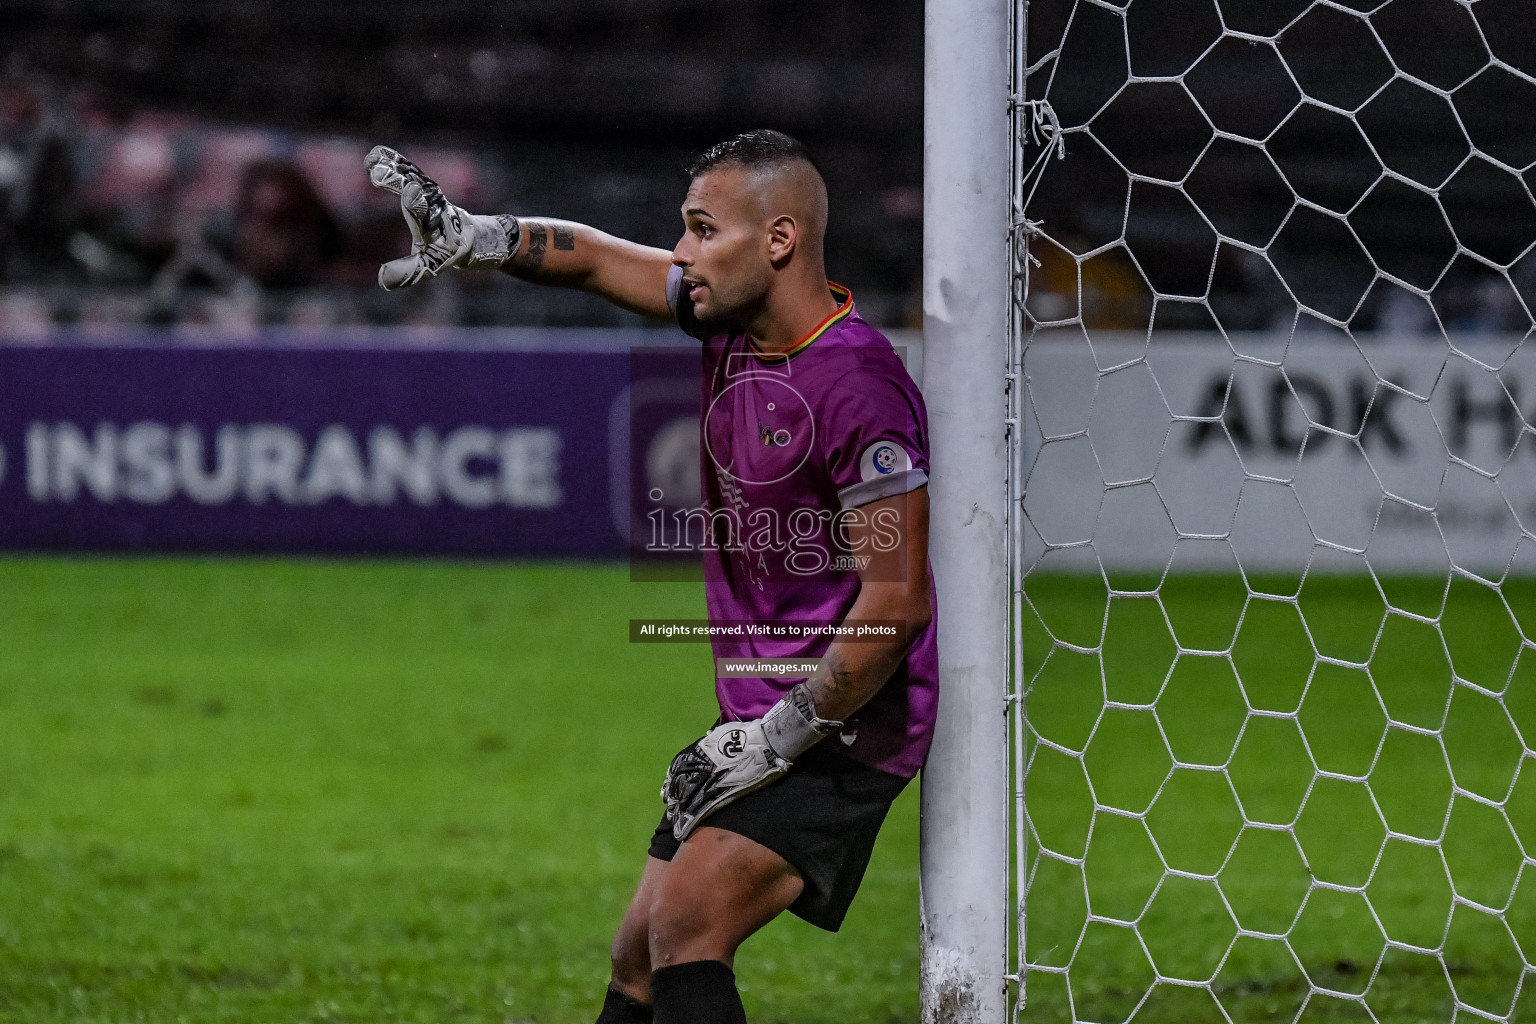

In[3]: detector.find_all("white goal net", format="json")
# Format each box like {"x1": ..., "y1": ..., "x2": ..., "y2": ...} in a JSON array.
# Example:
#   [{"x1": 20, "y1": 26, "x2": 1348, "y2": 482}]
[{"x1": 1010, "y1": 1, "x2": 1536, "y2": 1021}]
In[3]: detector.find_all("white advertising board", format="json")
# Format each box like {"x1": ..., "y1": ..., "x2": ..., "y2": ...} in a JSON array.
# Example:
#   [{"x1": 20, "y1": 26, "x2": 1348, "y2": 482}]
[{"x1": 1022, "y1": 334, "x2": 1535, "y2": 577}]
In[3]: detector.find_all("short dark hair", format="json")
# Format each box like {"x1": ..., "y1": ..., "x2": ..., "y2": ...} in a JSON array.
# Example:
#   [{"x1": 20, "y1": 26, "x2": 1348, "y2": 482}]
[{"x1": 683, "y1": 129, "x2": 819, "y2": 179}]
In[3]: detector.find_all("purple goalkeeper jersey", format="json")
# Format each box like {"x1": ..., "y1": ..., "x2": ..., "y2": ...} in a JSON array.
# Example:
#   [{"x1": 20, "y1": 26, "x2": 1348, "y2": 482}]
[{"x1": 666, "y1": 266, "x2": 939, "y2": 778}]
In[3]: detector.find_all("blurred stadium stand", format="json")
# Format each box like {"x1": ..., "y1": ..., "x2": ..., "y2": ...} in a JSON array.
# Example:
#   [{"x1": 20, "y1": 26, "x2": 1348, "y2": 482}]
[
  {"x1": 1023, "y1": 0, "x2": 1536, "y2": 336},
  {"x1": 0, "y1": 0, "x2": 923, "y2": 334},
  {"x1": 4, "y1": 0, "x2": 1531, "y2": 339}
]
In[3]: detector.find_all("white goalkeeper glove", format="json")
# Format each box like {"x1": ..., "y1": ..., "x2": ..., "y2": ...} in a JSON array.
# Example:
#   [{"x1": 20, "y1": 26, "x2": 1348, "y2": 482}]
[
  {"x1": 364, "y1": 145, "x2": 520, "y2": 290},
  {"x1": 662, "y1": 683, "x2": 843, "y2": 841}
]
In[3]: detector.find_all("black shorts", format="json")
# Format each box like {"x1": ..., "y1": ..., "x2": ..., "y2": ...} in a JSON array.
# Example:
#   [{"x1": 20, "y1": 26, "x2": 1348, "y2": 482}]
[{"x1": 648, "y1": 742, "x2": 911, "y2": 932}]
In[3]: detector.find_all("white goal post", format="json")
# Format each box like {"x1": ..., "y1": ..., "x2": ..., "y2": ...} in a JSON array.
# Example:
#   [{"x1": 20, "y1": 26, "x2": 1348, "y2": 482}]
[{"x1": 920, "y1": 1, "x2": 1013, "y2": 1022}]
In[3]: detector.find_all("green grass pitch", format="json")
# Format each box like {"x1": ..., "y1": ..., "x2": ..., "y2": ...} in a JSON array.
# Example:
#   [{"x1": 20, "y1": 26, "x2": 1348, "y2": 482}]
[
  {"x1": 0, "y1": 558, "x2": 1530, "y2": 1023},
  {"x1": 0, "y1": 558, "x2": 919, "y2": 1024},
  {"x1": 1021, "y1": 572, "x2": 1536, "y2": 1024}
]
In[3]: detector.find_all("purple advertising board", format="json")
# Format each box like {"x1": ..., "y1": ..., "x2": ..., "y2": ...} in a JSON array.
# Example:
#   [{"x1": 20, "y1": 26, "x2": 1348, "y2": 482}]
[{"x1": 0, "y1": 334, "x2": 701, "y2": 558}]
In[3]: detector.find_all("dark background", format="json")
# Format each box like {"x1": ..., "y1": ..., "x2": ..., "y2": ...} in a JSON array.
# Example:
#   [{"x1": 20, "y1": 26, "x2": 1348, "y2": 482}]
[
  {"x1": 5, "y1": 0, "x2": 1536, "y2": 337},
  {"x1": 0, "y1": 0, "x2": 924, "y2": 331},
  {"x1": 1022, "y1": 0, "x2": 1536, "y2": 336}
]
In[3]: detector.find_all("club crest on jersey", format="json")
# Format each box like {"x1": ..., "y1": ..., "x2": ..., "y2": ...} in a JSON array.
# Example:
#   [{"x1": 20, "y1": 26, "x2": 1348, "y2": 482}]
[
  {"x1": 759, "y1": 423, "x2": 792, "y2": 447},
  {"x1": 858, "y1": 441, "x2": 912, "y2": 482}
]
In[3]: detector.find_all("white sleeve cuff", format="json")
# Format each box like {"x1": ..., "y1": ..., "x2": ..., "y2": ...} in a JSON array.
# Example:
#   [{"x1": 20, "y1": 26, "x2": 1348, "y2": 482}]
[
  {"x1": 665, "y1": 264, "x2": 683, "y2": 317},
  {"x1": 836, "y1": 468, "x2": 928, "y2": 510}
]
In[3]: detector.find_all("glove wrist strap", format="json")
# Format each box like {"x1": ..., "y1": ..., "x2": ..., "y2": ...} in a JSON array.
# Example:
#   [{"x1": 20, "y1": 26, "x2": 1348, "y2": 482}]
[
  {"x1": 761, "y1": 683, "x2": 842, "y2": 761},
  {"x1": 461, "y1": 213, "x2": 521, "y2": 269}
]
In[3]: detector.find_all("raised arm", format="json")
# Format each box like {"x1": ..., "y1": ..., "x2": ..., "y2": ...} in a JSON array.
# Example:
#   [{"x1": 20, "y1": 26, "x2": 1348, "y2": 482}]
[
  {"x1": 365, "y1": 146, "x2": 674, "y2": 321},
  {"x1": 498, "y1": 218, "x2": 673, "y2": 320}
]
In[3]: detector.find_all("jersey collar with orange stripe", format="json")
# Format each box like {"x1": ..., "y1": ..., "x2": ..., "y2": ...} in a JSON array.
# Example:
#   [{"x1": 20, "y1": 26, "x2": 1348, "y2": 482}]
[{"x1": 748, "y1": 282, "x2": 853, "y2": 362}]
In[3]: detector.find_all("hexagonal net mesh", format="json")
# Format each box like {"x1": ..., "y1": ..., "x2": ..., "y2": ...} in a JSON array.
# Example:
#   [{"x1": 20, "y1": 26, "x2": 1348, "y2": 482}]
[{"x1": 1009, "y1": 1, "x2": 1536, "y2": 1022}]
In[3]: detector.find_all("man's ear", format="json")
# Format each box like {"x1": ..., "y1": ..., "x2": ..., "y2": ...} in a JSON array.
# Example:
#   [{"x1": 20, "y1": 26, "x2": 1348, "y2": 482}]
[{"x1": 768, "y1": 215, "x2": 798, "y2": 265}]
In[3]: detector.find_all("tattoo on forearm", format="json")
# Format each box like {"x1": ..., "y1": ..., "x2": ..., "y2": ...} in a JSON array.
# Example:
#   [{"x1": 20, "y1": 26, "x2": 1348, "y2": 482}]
[
  {"x1": 804, "y1": 621, "x2": 922, "y2": 722},
  {"x1": 526, "y1": 225, "x2": 549, "y2": 268},
  {"x1": 806, "y1": 651, "x2": 856, "y2": 719},
  {"x1": 502, "y1": 218, "x2": 579, "y2": 286}
]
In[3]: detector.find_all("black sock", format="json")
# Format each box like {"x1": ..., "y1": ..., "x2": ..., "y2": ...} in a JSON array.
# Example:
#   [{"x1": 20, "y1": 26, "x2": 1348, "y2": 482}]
[
  {"x1": 596, "y1": 983, "x2": 654, "y2": 1024},
  {"x1": 650, "y1": 960, "x2": 747, "y2": 1024}
]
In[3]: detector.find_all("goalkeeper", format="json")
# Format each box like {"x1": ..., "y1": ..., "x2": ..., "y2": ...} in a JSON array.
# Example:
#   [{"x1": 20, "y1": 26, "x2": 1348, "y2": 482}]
[{"x1": 367, "y1": 130, "x2": 938, "y2": 1024}]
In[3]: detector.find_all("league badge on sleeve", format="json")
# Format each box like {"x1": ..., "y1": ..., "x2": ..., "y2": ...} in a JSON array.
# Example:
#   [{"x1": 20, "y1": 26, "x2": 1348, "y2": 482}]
[{"x1": 858, "y1": 441, "x2": 912, "y2": 482}]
